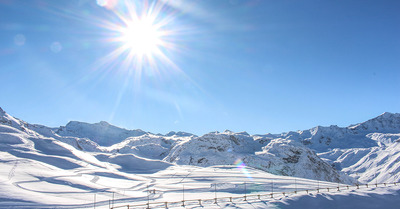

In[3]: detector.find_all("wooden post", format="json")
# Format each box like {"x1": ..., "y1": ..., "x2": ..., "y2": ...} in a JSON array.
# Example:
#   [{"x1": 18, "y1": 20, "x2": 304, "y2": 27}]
[
  {"x1": 214, "y1": 183, "x2": 217, "y2": 203},
  {"x1": 112, "y1": 192, "x2": 115, "y2": 208},
  {"x1": 244, "y1": 182, "x2": 247, "y2": 201},
  {"x1": 271, "y1": 180, "x2": 274, "y2": 198},
  {"x1": 147, "y1": 185, "x2": 150, "y2": 209}
]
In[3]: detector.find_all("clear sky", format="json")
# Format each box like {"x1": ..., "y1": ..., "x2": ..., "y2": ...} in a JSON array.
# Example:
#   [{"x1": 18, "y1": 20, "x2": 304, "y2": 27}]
[{"x1": 1, "y1": 0, "x2": 399, "y2": 135}]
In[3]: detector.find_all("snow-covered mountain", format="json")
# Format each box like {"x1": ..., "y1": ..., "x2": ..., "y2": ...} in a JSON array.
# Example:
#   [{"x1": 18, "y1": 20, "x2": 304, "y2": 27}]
[
  {"x1": 2, "y1": 106, "x2": 400, "y2": 185},
  {"x1": 252, "y1": 112, "x2": 400, "y2": 184},
  {"x1": 55, "y1": 121, "x2": 148, "y2": 146},
  {"x1": 349, "y1": 112, "x2": 400, "y2": 133},
  {"x1": 2, "y1": 106, "x2": 400, "y2": 208},
  {"x1": 0, "y1": 107, "x2": 351, "y2": 183},
  {"x1": 256, "y1": 112, "x2": 400, "y2": 153},
  {"x1": 319, "y1": 133, "x2": 400, "y2": 184},
  {"x1": 164, "y1": 131, "x2": 350, "y2": 183}
]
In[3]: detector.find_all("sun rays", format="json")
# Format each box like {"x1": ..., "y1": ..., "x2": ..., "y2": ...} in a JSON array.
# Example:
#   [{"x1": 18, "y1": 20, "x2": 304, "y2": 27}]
[
  {"x1": 94, "y1": 0, "x2": 181, "y2": 79},
  {"x1": 90, "y1": 0, "x2": 193, "y2": 121}
]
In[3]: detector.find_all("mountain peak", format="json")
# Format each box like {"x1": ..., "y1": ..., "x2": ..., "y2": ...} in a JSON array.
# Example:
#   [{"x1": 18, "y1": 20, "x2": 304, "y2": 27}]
[
  {"x1": 98, "y1": 121, "x2": 110, "y2": 126},
  {"x1": 57, "y1": 121, "x2": 147, "y2": 146},
  {"x1": 165, "y1": 131, "x2": 195, "y2": 137},
  {"x1": 223, "y1": 129, "x2": 234, "y2": 134},
  {"x1": 377, "y1": 112, "x2": 398, "y2": 118},
  {"x1": 348, "y1": 112, "x2": 400, "y2": 133}
]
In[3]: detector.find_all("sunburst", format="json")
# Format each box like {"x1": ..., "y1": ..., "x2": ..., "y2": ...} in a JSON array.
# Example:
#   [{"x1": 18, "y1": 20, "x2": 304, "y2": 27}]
[{"x1": 95, "y1": 0, "x2": 180, "y2": 76}]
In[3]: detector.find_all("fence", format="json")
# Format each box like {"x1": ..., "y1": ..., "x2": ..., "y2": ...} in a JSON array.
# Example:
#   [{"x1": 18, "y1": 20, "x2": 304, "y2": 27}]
[{"x1": 110, "y1": 181, "x2": 400, "y2": 209}]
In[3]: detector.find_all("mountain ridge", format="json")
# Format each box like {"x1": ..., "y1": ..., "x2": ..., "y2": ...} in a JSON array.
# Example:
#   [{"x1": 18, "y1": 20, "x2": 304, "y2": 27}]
[{"x1": 1, "y1": 106, "x2": 400, "y2": 184}]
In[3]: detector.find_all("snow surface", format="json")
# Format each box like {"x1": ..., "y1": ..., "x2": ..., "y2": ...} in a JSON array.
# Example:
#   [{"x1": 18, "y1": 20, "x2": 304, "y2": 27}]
[{"x1": 1, "y1": 107, "x2": 400, "y2": 208}]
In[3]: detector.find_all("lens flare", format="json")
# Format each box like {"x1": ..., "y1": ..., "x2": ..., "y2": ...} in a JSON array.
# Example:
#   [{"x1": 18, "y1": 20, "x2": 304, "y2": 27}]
[{"x1": 234, "y1": 159, "x2": 252, "y2": 180}]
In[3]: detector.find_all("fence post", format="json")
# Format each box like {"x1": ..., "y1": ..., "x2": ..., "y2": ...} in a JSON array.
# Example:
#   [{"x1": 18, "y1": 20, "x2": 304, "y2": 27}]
[
  {"x1": 244, "y1": 182, "x2": 247, "y2": 201},
  {"x1": 214, "y1": 183, "x2": 217, "y2": 203},
  {"x1": 199, "y1": 199, "x2": 202, "y2": 206},
  {"x1": 93, "y1": 193, "x2": 96, "y2": 209},
  {"x1": 165, "y1": 202, "x2": 167, "y2": 208},
  {"x1": 271, "y1": 180, "x2": 274, "y2": 198},
  {"x1": 182, "y1": 184, "x2": 185, "y2": 206},
  {"x1": 337, "y1": 181, "x2": 340, "y2": 191},
  {"x1": 147, "y1": 185, "x2": 150, "y2": 209},
  {"x1": 112, "y1": 192, "x2": 115, "y2": 208}
]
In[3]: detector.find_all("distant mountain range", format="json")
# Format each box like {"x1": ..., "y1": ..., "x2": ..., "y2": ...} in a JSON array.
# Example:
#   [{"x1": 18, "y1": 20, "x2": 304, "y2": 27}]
[{"x1": 1, "y1": 106, "x2": 399, "y2": 184}]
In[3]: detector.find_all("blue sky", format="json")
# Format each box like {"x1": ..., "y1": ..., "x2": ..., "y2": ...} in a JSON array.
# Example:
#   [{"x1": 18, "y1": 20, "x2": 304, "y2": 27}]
[{"x1": 1, "y1": 0, "x2": 399, "y2": 135}]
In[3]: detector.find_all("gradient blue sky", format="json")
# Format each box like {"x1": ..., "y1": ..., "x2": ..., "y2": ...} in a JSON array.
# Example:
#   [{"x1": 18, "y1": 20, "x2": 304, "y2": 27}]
[{"x1": 1, "y1": 0, "x2": 399, "y2": 135}]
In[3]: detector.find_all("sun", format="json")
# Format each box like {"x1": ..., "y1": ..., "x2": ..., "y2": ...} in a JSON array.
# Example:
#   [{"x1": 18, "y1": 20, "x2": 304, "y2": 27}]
[
  {"x1": 120, "y1": 18, "x2": 163, "y2": 57},
  {"x1": 94, "y1": 0, "x2": 182, "y2": 77}
]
